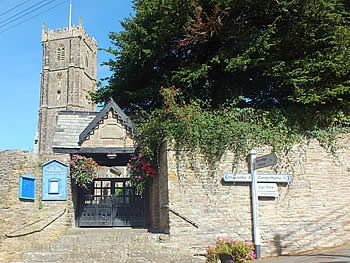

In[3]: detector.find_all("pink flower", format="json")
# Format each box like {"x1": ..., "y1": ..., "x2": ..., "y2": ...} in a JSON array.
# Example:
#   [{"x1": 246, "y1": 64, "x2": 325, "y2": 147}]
[{"x1": 248, "y1": 252, "x2": 256, "y2": 258}]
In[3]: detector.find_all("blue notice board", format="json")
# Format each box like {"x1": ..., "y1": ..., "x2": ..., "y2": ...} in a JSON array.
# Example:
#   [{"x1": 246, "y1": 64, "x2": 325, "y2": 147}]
[
  {"x1": 19, "y1": 174, "x2": 36, "y2": 200},
  {"x1": 42, "y1": 160, "x2": 68, "y2": 201}
]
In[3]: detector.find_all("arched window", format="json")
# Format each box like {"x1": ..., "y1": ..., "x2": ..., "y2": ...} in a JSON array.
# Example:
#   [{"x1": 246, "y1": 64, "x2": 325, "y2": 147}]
[
  {"x1": 56, "y1": 49, "x2": 61, "y2": 61},
  {"x1": 60, "y1": 46, "x2": 65, "y2": 61},
  {"x1": 56, "y1": 44, "x2": 65, "y2": 61}
]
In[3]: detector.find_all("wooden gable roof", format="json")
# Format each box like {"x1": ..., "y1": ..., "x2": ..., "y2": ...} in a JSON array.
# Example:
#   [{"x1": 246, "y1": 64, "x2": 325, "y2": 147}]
[
  {"x1": 52, "y1": 98, "x2": 138, "y2": 156},
  {"x1": 78, "y1": 98, "x2": 137, "y2": 146}
]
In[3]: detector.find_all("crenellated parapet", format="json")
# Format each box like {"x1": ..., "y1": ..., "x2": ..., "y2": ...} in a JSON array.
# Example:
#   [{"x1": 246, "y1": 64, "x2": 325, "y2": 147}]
[{"x1": 41, "y1": 17, "x2": 97, "y2": 48}]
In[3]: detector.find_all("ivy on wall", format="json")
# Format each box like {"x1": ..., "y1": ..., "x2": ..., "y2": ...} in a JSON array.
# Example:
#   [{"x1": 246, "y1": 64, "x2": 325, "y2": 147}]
[{"x1": 136, "y1": 86, "x2": 350, "y2": 165}]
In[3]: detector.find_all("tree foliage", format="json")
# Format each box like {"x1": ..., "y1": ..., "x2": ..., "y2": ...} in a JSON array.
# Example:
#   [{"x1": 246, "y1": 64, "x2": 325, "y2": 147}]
[{"x1": 93, "y1": 0, "x2": 350, "y2": 128}]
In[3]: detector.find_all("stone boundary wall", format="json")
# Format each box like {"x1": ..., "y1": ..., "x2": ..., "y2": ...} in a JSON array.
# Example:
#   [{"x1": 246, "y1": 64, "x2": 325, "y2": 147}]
[
  {"x1": 0, "y1": 150, "x2": 73, "y2": 262},
  {"x1": 150, "y1": 140, "x2": 169, "y2": 233},
  {"x1": 159, "y1": 135, "x2": 350, "y2": 258}
]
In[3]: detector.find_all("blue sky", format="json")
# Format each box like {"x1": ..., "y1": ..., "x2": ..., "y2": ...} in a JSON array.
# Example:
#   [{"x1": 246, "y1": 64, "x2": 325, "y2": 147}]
[{"x1": 0, "y1": 0, "x2": 133, "y2": 151}]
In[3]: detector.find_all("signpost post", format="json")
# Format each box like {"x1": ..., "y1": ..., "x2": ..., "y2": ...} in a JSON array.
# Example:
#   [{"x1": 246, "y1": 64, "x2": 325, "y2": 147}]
[
  {"x1": 250, "y1": 150, "x2": 261, "y2": 259},
  {"x1": 223, "y1": 151, "x2": 289, "y2": 259}
]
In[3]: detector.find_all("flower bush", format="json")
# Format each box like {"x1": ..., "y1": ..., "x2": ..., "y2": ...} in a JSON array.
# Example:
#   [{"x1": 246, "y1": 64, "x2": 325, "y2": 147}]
[
  {"x1": 70, "y1": 154, "x2": 100, "y2": 189},
  {"x1": 127, "y1": 154, "x2": 157, "y2": 195},
  {"x1": 206, "y1": 237, "x2": 256, "y2": 263}
]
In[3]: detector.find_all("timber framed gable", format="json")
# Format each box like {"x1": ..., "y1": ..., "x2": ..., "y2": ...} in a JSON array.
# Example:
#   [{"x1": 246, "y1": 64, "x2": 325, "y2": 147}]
[{"x1": 79, "y1": 98, "x2": 137, "y2": 146}]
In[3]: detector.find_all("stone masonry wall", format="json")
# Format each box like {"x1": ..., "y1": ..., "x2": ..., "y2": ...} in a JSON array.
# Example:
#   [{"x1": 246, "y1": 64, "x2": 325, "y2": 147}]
[
  {"x1": 161, "y1": 135, "x2": 350, "y2": 258},
  {"x1": 150, "y1": 140, "x2": 169, "y2": 233},
  {"x1": 0, "y1": 150, "x2": 74, "y2": 262}
]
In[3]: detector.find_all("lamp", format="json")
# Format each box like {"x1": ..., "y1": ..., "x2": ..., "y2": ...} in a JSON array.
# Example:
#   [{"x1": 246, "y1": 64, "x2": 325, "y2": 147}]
[{"x1": 106, "y1": 153, "x2": 117, "y2": 159}]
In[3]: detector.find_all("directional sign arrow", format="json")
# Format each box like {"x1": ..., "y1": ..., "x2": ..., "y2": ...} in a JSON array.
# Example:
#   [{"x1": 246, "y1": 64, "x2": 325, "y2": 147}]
[
  {"x1": 222, "y1": 173, "x2": 291, "y2": 183},
  {"x1": 254, "y1": 152, "x2": 278, "y2": 170}
]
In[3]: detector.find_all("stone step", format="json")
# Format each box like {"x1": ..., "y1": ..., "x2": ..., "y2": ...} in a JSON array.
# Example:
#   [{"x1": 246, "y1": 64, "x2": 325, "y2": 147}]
[
  {"x1": 47, "y1": 229, "x2": 153, "y2": 250},
  {"x1": 8, "y1": 227, "x2": 205, "y2": 263},
  {"x1": 20, "y1": 251, "x2": 195, "y2": 263}
]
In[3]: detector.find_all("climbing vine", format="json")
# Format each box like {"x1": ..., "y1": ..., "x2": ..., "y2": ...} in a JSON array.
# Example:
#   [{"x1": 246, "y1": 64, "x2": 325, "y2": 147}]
[
  {"x1": 135, "y1": 86, "x2": 314, "y2": 164},
  {"x1": 135, "y1": 86, "x2": 350, "y2": 167}
]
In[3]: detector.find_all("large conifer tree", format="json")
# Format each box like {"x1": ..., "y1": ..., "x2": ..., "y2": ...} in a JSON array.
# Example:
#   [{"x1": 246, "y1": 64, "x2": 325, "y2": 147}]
[{"x1": 94, "y1": 0, "x2": 350, "y2": 126}]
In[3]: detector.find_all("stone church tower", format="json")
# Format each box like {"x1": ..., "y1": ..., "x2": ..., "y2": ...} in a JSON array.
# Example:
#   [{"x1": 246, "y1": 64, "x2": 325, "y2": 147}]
[{"x1": 37, "y1": 18, "x2": 97, "y2": 154}]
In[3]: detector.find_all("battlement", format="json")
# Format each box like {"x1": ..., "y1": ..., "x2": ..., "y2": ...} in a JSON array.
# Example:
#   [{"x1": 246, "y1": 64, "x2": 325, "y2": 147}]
[{"x1": 41, "y1": 17, "x2": 97, "y2": 46}]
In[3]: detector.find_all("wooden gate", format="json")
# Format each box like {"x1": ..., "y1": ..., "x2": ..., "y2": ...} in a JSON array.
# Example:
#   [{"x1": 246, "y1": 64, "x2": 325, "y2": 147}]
[{"x1": 78, "y1": 178, "x2": 145, "y2": 227}]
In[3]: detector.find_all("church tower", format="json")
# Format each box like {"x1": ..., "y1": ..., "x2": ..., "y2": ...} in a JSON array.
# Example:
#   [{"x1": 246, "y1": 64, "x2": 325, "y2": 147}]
[{"x1": 37, "y1": 18, "x2": 97, "y2": 154}]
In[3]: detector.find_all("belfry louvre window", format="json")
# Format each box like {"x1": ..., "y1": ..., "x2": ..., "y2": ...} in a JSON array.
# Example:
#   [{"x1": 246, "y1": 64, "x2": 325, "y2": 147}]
[{"x1": 56, "y1": 44, "x2": 65, "y2": 61}]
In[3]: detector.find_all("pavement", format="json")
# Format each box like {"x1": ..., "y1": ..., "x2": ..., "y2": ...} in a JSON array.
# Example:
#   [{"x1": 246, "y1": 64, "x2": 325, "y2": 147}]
[{"x1": 255, "y1": 245, "x2": 350, "y2": 263}]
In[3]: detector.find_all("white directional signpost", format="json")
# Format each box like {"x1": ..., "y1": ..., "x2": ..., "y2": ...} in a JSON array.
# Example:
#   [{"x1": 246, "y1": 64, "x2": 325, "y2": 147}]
[
  {"x1": 222, "y1": 151, "x2": 291, "y2": 260},
  {"x1": 250, "y1": 150, "x2": 260, "y2": 259}
]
